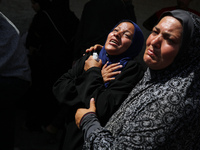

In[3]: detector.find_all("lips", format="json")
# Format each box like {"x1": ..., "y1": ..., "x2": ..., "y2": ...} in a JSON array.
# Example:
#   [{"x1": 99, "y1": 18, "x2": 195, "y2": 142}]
[
  {"x1": 148, "y1": 49, "x2": 154, "y2": 55},
  {"x1": 147, "y1": 48, "x2": 156, "y2": 57},
  {"x1": 109, "y1": 39, "x2": 119, "y2": 46}
]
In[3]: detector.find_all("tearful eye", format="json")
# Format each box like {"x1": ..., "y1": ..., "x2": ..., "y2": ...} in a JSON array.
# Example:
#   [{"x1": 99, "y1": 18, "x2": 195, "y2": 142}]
[
  {"x1": 163, "y1": 35, "x2": 176, "y2": 44},
  {"x1": 124, "y1": 34, "x2": 131, "y2": 39},
  {"x1": 167, "y1": 38, "x2": 175, "y2": 44},
  {"x1": 151, "y1": 30, "x2": 158, "y2": 35},
  {"x1": 113, "y1": 28, "x2": 119, "y2": 32}
]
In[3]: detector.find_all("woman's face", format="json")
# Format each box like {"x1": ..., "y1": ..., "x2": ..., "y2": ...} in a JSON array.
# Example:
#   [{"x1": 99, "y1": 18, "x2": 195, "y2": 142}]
[
  {"x1": 104, "y1": 22, "x2": 135, "y2": 55},
  {"x1": 143, "y1": 16, "x2": 183, "y2": 70}
]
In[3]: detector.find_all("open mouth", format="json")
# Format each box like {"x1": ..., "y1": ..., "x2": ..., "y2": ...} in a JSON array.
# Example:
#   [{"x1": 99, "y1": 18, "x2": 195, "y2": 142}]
[{"x1": 110, "y1": 39, "x2": 119, "y2": 45}]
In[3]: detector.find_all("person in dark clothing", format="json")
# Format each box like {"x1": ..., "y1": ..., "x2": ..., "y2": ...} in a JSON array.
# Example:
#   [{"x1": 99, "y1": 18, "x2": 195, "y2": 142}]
[
  {"x1": 25, "y1": 0, "x2": 79, "y2": 132},
  {"x1": 53, "y1": 20, "x2": 144, "y2": 150},
  {"x1": 143, "y1": 0, "x2": 200, "y2": 31},
  {"x1": 73, "y1": 0, "x2": 137, "y2": 61},
  {"x1": 0, "y1": 5, "x2": 31, "y2": 150}
]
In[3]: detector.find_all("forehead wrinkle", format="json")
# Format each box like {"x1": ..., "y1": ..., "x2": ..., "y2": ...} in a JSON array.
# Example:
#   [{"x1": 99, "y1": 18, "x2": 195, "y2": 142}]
[
  {"x1": 116, "y1": 23, "x2": 134, "y2": 34},
  {"x1": 155, "y1": 23, "x2": 182, "y2": 40}
]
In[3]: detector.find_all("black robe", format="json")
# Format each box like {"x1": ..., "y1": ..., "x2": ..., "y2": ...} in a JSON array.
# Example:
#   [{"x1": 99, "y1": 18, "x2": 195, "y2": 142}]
[{"x1": 53, "y1": 52, "x2": 144, "y2": 150}]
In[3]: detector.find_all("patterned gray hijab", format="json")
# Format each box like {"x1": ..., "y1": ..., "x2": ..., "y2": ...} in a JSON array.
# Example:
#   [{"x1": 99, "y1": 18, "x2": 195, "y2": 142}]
[
  {"x1": 106, "y1": 9, "x2": 200, "y2": 149},
  {"x1": 84, "y1": 10, "x2": 200, "y2": 149}
]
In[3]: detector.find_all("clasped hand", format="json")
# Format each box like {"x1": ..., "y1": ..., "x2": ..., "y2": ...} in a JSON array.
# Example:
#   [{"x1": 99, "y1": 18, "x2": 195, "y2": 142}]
[
  {"x1": 85, "y1": 44, "x2": 122, "y2": 83},
  {"x1": 84, "y1": 55, "x2": 102, "y2": 71},
  {"x1": 75, "y1": 98, "x2": 96, "y2": 129},
  {"x1": 101, "y1": 62, "x2": 122, "y2": 83}
]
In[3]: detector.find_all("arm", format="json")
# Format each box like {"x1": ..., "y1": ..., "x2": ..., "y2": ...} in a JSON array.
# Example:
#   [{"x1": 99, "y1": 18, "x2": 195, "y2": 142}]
[
  {"x1": 52, "y1": 54, "x2": 89, "y2": 105},
  {"x1": 75, "y1": 98, "x2": 114, "y2": 148},
  {"x1": 53, "y1": 52, "x2": 104, "y2": 107},
  {"x1": 77, "y1": 97, "x2": 200, "y2": 150}
]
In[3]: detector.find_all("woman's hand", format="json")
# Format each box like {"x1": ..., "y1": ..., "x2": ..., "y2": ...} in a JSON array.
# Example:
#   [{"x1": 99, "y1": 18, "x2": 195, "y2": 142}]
[
  {"x1": 75, "y1": 98, "x2": 96, "y2": 129},
  {"x1": 85, "y1": 44, "x2": 103, "y2": 53},
  {"x1": 101, "y1": 62, "x2": 122, "y2": 83},
  {"x1": 84, "y1": 55, "x2": 102, "y2": 71}
]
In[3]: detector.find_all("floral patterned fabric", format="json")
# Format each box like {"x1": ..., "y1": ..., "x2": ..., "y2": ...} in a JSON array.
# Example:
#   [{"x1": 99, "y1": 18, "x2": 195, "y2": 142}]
[{"x1": 82, "y1": 10, "x2": 200, "y2": 150}]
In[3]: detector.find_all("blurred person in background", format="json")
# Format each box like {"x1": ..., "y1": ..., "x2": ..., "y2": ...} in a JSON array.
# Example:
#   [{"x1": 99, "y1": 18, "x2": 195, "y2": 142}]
[
  {"x1": 143, "y1": 0, "x2": 200, "y2": 31},
  {"x1": 0, "y1": 0, "x2": 31, "y2": 149},
  {"x1": 24, "y1": 0, "x2": 79, "y2": 138}
]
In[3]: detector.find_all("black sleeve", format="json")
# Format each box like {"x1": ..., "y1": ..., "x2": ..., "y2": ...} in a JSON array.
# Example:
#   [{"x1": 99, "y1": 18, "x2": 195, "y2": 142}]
[
  {"x1": 80, "y1": 112, "x2": 101, "y2": 140},
  {"x1": 52, "y1": 52, "x2": 104, "y2": 108},
  {"x1": 53, "y1": 53, "x2": 89, "y2": 105}
]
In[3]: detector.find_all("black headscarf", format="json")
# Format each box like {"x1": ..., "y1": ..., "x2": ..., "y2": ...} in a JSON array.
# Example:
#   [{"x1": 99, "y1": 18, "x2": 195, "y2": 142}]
[
  {"x1": 160, "y1": 9, "x2": 195, "y2": 67},
  {"x1": 148, "y1": 9, "x2": 200, "y2": 81}
]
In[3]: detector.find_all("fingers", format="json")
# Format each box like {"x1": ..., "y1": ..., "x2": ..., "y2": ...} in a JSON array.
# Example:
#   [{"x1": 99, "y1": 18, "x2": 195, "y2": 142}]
[
  {"x1": 102, "y1": 61, "x2": 108, "y2": 69},
  {"x1": 75, "y1": 98, "x2": 96, "y2": 129},
  {"x1": 105, "y1": 63, "x2": 123, "y2": 72},
  {"x1": 98, "y1": 59, "x2": 102, "y2": 65},
  {"x1": 102, "y1": 71, "x2": 121, "y2": 83},
  {"x1": 85, "y1": 44, "x2": 103, "y2": 53},
  {"x1": 89, "y1": 98, "x2": 96, "y2": 112},
  {"x1": 106, "y1": 71, "x2": 121, "y2": 78},
  {"x1": 85, "y1": 46, "x2": 95, "y2": 53},
  {"x1": 75, "y1": 109, "x2": 83, "y2": 128},
  {"x1": 101, "y1": 62, "x2": 122, "y2": 83},
  {"x1": 94, "y1": 44, "x2": 103, "y2": 51},
  {"x1": 84, "y1": 56, "x2": 102, "y2": 70}
]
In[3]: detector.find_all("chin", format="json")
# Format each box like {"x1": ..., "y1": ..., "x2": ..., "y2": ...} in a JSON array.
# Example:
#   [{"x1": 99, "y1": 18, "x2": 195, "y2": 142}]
[
  {"x1": 107, "y1": 52, "x2": 118, "y2": 56},
  {"x1": 106, "y1": 49, "x2": 118, "y2": 55},
  {"x1": 144, "y1": 59, "x2": 158, "y2": 70},
  {"x1": 143, "y1": 55, "x2": 151, "y2": 64}
]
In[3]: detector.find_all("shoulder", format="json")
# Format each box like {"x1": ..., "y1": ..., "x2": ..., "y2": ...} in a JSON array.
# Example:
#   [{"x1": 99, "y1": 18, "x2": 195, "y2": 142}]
[
  {"x1": 188, "y1": 8, "x2": 200, "y2": 17},
  {"x1": 125, "y1": 59, "x2": 145, "y2": 71},
  {"x1": 119, "y1": 60, "x2": 145, "y2": 80}
]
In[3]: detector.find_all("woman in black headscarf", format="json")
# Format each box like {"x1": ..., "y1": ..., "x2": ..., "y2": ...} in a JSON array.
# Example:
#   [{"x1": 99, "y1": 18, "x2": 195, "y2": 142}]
[
  {"x1": 53, "y1": 20, "x2": 144, "y2": 150},
  {"x1": 75, "y1": 9, "x2": 200, "y2": 149}
]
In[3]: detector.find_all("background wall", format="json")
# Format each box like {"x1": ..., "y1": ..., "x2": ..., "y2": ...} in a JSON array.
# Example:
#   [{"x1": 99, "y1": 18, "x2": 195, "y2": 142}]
[
  {"x1": 0, "y1": 0, "x2": 35, "y2": 34},
  {"x1": 0, "y1": 0, "x2": 199, "y2": 54},
  {"x1": 0, "y1": 0, "x2": 199, "y2": 35}
]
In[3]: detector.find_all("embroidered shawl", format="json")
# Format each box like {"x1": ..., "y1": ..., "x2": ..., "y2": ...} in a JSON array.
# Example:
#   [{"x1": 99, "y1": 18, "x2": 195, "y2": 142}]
[{"x1": 83, "y1": 10, "x2": 200, "y2": 150}]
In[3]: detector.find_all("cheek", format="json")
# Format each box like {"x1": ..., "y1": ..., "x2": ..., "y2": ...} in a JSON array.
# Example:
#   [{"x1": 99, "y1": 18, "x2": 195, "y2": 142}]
[
  {"x1": 159, "y1": 45, "x2": 180, "y2": 69},
  {"x1": 104, "y1": 34, "x2": 112, "y2": 48},
  {"x1": 146, "y1": 36, "x2": 152, "y2": 46},
  {"x1": 161, "y1": 45, "x2": 179, "y2": 61},
  {"x1": 121, "y1": 39, "x2": 132, "y2": 51},
  {"x1": 143, "y1": 36, "x2": 154, "y2": 62}
]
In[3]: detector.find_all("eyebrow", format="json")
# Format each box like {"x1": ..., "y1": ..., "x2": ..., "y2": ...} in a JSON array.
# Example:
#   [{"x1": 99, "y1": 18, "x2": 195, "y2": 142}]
[
  {"x1": 114, "y1": 26, "x2": 133, "y2": 34},
  {"x1": 154, "y1": 26, "x2": 179, "y2": 39}
]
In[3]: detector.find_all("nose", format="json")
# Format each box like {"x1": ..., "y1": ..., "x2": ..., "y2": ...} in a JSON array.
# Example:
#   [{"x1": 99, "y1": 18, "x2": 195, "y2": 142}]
[
  {"x1": 151, "y1": 35, "x2": 161, "y2": 49},
  {"x1": 113, "y1": 31, "x2": 123, "y2": 38}
]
